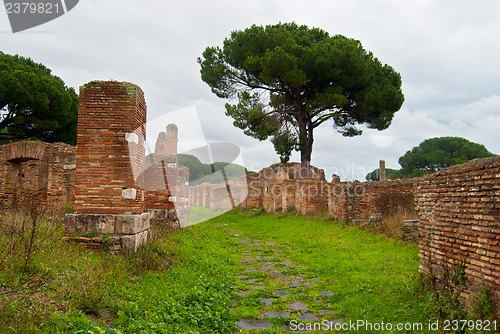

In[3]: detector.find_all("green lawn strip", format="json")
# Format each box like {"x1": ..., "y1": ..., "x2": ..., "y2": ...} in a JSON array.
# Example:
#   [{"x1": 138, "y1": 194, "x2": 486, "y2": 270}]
[
  {"x1": 218, "y1": 210, "x2": 430, "y2": 328},
  {"x1": 108, "y1": 223, "x2": 241, "y2": 333}
]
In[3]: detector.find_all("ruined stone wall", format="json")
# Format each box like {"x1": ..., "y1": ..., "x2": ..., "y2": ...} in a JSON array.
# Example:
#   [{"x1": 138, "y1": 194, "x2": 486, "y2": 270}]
[
  {"x1": 0, "y1": 141, "x2": 75, "y2": 210},
  {"x1": 241, "y1": 164, "x2": 330, "y2": 215},
  {"x1": 143, "y1": 123, "x2": 189, "y2": 224},
  {"x1": 241, "y1": 164, "x2": 416, "y2": 224},
  {"x1": 416, "y1": 156, "x2": 500, "y2": 314},
  {"x1": 337, "y1": 179, "x2": 417, "y2": 225}
]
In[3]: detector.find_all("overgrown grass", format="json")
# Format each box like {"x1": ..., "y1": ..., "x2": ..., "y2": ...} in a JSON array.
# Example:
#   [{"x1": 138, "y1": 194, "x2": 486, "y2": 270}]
[
  {"x1": 0, "y1": 207, "x2": 133, "y2": 333},
  {"x1": 0, "y1": 208, "x2": 239, "y2": 333},
  {"x1": 366, "y1": 209, "x2": 419, "y2": 240},
  {"x1": 0, "y1": 207, "x2": 492, "y2": 333},
  {"x1": 223, "y1": 210, "x2": 428, "y2": 326}
]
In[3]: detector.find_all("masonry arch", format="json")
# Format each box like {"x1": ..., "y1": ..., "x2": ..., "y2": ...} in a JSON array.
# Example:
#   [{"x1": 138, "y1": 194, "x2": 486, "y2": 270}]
[{"x1": 0, "y1": 141, "x2": 75, "y2": 210}]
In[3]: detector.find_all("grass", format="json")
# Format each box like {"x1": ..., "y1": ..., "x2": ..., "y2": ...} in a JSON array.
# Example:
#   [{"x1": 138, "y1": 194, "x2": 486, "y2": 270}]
[
  {"x1": 0, "y1": 207, "x2": 241, "y2": 333},
  {"x1": 221, "y1": 210, "x2": 428, "y2": 328},
  {"x1": 0, "y1": 207, "x2": 486, "y2": 333}
]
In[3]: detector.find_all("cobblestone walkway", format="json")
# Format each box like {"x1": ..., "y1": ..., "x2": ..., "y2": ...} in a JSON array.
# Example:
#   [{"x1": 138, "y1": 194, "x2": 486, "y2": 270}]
[{"x1": 230, "y1": 235, "x2": 345, "y2": 332}]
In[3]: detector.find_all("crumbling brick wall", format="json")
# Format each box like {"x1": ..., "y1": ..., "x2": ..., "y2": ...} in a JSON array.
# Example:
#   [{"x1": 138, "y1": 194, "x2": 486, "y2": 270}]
[
  {"x1": 143, "y1": 124, "x2": 189, "y2": 224},
  {"x1": 189, "y1": 176, "x2": 247, "y2": 211},
  {"x1": 0, "y1": 141, "x2": 75, "y2": 210},
  {"x1": 241, "y1": 164, "x2": 416, "y2": 223},
  {"x1": 416, "y1": 156, "x2": 500, "y2": 314},
  {"x1": 240, "y1": 163, "x2": 330, "y2": 215},
  {"x1": 336, "y1": 179, "x2": 417, "y2": 225}
]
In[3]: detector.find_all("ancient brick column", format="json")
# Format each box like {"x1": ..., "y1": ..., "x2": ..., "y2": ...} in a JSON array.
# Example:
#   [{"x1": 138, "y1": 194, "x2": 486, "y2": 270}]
[
  {"x1": 143, "y1": 123, "x2": 190, "y2": 228},
  {"x1": 66, "y1": 81, "x2": 149, "y2": 253},
  {"x1": 73, "y1": 81, "x2": 146, "y2": 214}
]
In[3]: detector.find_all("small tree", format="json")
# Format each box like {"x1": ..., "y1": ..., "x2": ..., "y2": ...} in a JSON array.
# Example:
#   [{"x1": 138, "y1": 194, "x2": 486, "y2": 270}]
[
  {"x1": 399, "y1": 137, "x2": 495, "y2": 177},
  {"x1": 0, "y1": 51, "x2": 78, "y2": 144},
  {"x1": 198, "y1": 22, "x2": 404, "y2": 175}
]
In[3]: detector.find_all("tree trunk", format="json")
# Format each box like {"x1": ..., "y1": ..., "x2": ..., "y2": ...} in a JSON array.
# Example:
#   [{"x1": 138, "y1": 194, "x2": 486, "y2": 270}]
[{"x1": 296, "y1": 98, "x2": 313, "y2": 179}]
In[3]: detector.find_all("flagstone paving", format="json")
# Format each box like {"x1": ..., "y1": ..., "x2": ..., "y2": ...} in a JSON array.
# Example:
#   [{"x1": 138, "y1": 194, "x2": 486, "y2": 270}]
[{"x1": 230, "y1": 235, "x2": 345, "y2": 332}]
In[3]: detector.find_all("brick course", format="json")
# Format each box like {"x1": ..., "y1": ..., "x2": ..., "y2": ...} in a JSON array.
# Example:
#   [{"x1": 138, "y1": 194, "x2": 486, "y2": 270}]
[
  {"x1": 73, "y1": 81, "x2": 146, "y2": 214},
  {"x1": 416, "y1": 156, "x2": 500, "y2": 314}
]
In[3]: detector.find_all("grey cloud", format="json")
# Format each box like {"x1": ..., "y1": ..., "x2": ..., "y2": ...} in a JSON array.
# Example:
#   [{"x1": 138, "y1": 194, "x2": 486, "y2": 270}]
[{"x1": 1, "y1": 0, "x2": 499, "y2": 179}]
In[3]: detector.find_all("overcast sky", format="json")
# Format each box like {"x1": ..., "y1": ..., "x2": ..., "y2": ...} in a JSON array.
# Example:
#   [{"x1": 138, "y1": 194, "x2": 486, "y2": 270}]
[{"x1": 1, "y1": 0, "x2": 499, "y2": 180}]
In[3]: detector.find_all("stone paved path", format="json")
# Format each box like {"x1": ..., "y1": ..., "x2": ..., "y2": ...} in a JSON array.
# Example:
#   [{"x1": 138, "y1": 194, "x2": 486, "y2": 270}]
[{"x1": 230, "y1": 234, "x2": 345, "y2": 332}]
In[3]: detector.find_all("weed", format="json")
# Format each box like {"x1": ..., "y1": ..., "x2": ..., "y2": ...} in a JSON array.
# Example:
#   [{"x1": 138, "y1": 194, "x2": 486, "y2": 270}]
[
  {"x1": 101, "y1": 232, "x2": 112, "y2": 248},
  {"x1": 0, "y1": 201, "x2": 62, "y2": 275},
  {"x1": 63, "y1": 203, "x2": 74, "y2": 214},
  {"x1": 129, "y1": 241, "x2": 174, "y2": 273},
  {"x1": 366, "y1": 208, "x2": 419, "y2": 240},
  {"x1": 472, "y1": 285, "x2": 497, "y2": 320},
  {"x1": 82, "y1": 231, "x2": 99, "y2": 238},
  {"x1": 419, "y1": 258, "x2": 469, "y2": 321}
]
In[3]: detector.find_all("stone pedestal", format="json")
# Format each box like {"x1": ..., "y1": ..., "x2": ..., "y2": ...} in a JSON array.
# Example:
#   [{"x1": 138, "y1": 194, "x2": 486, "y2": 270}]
[{"x1": 65, "y1": 213, "x2": 150, "y2": 253}]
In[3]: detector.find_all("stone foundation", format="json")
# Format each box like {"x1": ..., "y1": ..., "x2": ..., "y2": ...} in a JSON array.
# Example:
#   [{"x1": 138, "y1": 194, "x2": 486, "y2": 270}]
[{"x1": 65, "y1": 213, "x2": 150, "y2": 253}]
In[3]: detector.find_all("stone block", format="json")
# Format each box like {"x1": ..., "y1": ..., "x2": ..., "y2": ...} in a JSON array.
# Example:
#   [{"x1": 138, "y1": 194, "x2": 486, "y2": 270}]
[
  {"x1": 64, "y1": 212, "x2": 151, "y2": 254},
  {"x1": 65, "y1": 214, "x2": 115, "y2": 235},
  {"x1": 121, "y1": 188, "x2": 137, "y2": 200},
  {"x1": 114, "y1": 213, "x2": 150, "y2": 234},
  {"x1": 120, "y1": 230, "x2": 149, "y2": 253},
  {"x1": 124, "y1": 132, "x2": 139, "y2": 144}
]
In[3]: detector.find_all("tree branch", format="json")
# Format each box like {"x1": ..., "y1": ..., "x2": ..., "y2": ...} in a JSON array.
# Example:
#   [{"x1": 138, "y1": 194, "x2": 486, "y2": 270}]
[
  {"x1": 0, "y1": 107, "x2": 15, "y2": 130},
  {"x1": 311, "y1": 109, "x2": 344, "y2": 128}
]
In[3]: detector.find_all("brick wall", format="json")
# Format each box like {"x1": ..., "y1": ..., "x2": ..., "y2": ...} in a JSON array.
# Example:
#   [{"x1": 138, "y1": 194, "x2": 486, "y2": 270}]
[
  {"x1": 189, "y1": 176, "x2": 247, "y2": 210},
  {"x1": 0, "y1": 141, "x2": 75, "y2": 210},
  {"x1": 338, "y1": 179, "x2": 417, "y2": 224},
  {"x1": 143, "y1": 124, "x2": 189, "y2": 223},
  {"x1": 241, "y1": 164, "x2": 416, "y2": 224},
  {"x1": 73, "y1": 81, "x2": 146, "y2": 214},
  {"x1": 416, "y1": 156, "x2": 500, "y2": 314}
]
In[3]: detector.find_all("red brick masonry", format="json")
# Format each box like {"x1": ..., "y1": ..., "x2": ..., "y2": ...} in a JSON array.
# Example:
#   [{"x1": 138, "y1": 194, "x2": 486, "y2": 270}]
[
  {"x1": 416, "y1": 156, "x2": 500, "y2": 314},
  {"x1": 73, "y1": 81, "x2": 146, "y2": 214},
  {"x1": 0, "y1": 141, "x2": 75, "y2": 210}
]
